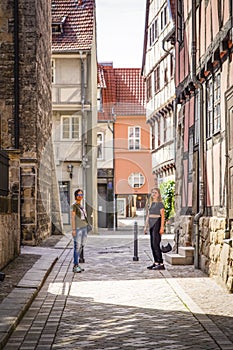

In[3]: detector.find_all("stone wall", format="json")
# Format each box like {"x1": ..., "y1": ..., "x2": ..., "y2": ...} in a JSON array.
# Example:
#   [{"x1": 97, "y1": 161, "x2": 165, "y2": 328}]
[
  {"x1": 199, "y1": 217, "x2": 233, "y2": 293},
  {"x1": 17, "y1": 0, "x2": 62, "y2": 244},
  {"x1": 0, "y1": 151, "x2": 20, "y2": 269},
  {"x1": 0, "y1": 0, "x2": 62, "y2": 257}
]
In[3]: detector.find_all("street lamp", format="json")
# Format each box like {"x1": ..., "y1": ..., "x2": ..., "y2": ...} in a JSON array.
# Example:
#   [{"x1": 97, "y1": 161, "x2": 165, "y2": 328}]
[{"x1": 67, "y1": 164, "x2": 73, "y2": 179}]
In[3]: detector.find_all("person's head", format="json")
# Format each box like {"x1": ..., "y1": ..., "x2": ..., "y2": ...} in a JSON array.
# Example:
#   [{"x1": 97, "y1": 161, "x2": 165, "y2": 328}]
[
  {"x1": 150, "y1": 187, "x2": 162, "y2": 204},
  {"x1": 74, "y1": 189, "x2": 83, "y2": 202}
]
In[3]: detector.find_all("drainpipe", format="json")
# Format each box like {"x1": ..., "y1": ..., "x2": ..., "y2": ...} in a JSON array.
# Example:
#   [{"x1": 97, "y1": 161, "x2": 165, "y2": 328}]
[
  {"x1": 107, "y1": 116, "x2": 116, "y2": 231},
  {"x1": 192, "y1": 0, "x2": 205, "y2": 269},
  {"x1": 224, "y1": 0, "x2": 233, "y2": 239},
  {"x1": 225, "y1": 99, "x2": 230, "y2": 239},
  {"x1": 14, "y1": 0, "x2": 20, "y2": 149},
  {"x1": 80, "y1": 51, "x2": 86, "y2": 198}
]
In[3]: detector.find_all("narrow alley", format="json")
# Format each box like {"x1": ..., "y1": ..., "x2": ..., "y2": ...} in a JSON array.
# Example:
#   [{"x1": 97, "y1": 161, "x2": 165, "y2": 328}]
[{"x1": 1, "y1": 230, "x2": 233, "y2": 350}]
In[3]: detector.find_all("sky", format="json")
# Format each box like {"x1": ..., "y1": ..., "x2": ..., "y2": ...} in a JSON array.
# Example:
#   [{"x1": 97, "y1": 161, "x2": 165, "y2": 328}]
[{"x1": 96, "y1": 0, "x2": 146, "y2": 68}]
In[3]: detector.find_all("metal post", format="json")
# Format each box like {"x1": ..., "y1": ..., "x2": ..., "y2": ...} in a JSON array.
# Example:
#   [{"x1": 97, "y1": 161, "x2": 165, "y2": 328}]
[
  {"x1": 133, "y1": 221, "x2": 139, "y2": 261},
  {"x1": 176, "y1": 229, "x2": 180, "y2": 254},
  {"x1": 79, "y1": 246, "x2": 85, "y2": 263}
]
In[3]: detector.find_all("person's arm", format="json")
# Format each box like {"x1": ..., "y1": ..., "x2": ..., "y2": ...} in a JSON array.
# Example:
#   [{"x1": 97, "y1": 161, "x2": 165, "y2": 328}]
[
  {"x1": 71, "y1": 210, "x2": 76, "y2": 237},
  {"x1": 144, "y1": 213, "x2": 149, "y2": 234},
  {"x1": 160, "y1": 208, "x2": 165, "y2": 234}
]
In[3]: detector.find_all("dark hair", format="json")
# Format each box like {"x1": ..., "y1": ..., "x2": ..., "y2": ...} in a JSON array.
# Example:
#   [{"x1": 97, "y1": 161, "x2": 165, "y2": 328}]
[{"x1": 74, "y1": 189, "x2": 83, "y2": 198}]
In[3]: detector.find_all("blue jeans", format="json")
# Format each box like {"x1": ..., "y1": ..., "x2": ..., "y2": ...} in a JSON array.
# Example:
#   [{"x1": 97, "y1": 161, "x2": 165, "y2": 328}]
[{"x1": 73, "y1": 227, "x2": 87, "y2": 265}]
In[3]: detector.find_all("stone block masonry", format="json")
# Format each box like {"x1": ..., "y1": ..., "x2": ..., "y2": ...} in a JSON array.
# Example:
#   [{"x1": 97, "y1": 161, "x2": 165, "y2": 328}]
[
  {"x1": 200, "y1": 216, "x2": 233, "y2": 293},
  {"x1": 0, "y1": 0, "x2": 62, "y2": 267}
]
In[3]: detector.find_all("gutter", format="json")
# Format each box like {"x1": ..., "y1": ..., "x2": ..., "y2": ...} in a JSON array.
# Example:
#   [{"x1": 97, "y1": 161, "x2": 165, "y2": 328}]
[
  {"x1": 80, "y1": 51, "x2": 87, "y2": 200},
  {"x1": 14, "y1": 0, "x2": 20, "y2": 149},
  {"x1": 192, "y1": 0, "x2": 205, "y2": 269},
  {"x1": 224, "y1": 0, "x2": 233, "y2": 239}
]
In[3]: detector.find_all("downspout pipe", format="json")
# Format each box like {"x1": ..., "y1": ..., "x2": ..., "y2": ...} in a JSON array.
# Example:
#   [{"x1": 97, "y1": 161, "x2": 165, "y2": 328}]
[
  {"x1": 14, "y1": 0, "x2": 20, "y2": 149},
  {"x1": 224, "y1": 0, "x2": 233, "y2": 239},
  {"x1": 192, "y1": 0, "x2": 205, "y2": 269},
  {"x1": 107, "y1": 116, "x2": 116, "y2": 231},
  {"x1": 80, "y1": 51, "x2": 87, "y2": 202}
]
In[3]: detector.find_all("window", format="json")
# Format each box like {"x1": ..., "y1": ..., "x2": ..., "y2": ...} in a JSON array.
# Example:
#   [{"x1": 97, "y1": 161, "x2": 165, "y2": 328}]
[
  {"x1": 128, "y1": 173, "x2": 145, "y2": 188},
  {"x1": 128, "y1": 126, "x2": 140, "y2": 150},
  {"x1": 207, "y1": 80, "x2": 213, "y2": 138},
  {"x1": 154, "y1": 19, "x2": 158, "y2": 41},
  {"x1": 51, "y1": 59, "x2": 55, "y2": 83},
  {"x1": 214, "y1": 73, "x2": 221, "y2": 133},
  {"x1": 164, "y1": 6, "x2": 167, "y2": 26},
  {"x1": 207, "y1": 73, "x2": 221, "y2": 138},
  {"x1": 164, "y1": 67, "x2": 168, "y2": 85},
  {"x1": 155, "y1": 119, "x2": 160, "y2": 148},
  {"x1": 151, "y1": 124, "x2": 155, "y2": 150},
  {"x1": 146, "y1": 75, "x2": 152, "y2": 101},
  {"x1": 194, "y1": 90, "x2": 200, "y2": 144},
  {"x1": 188, "y1": 128, "x2": 194, "y2": 177},
  {"x1": 52, "y1": 23, "x2": 63, "y2": 34},
  {"x1": 177, "y1": 0, "x2": 184, "y2": 43},
  {"x1": 170, "y1": 54, "x2": 174, "y2": 77},
  {"x1": 149, "y1": 19, "x2": 158, "y2": 47},
  {"x1": 154, "y1": 66, "x2": 160, "y2": 93},
  {"x1": 61, "y1": 116, "x2": 80, "y2": 140},
  {"x1": 97, "y1": 132, "x2": 104, "y2": 159},
  {"x1": 161, "y1": 6, "x2": 167, "y2": 31}
]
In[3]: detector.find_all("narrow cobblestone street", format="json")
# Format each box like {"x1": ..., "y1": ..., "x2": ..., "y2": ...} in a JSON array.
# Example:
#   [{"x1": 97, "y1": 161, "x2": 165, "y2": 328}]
[{"x1": 2, "y1": 231, "x2": 233, "y2": 349}]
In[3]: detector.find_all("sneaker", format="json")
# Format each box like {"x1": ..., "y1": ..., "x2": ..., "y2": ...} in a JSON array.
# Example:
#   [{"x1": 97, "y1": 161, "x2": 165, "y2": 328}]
[
  {"x1": 152, "y1": 264, "x2": 165, "y2": 270},
  {"x1": 147, "y1": 263, "x2": 156, "y2": 270},
  {"x1": 73, "y1": 265, "x2": 82, "y2": 273}
]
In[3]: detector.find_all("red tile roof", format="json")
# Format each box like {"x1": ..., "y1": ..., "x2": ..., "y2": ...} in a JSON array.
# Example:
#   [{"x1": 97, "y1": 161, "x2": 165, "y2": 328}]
[
  {"x1": 52, "y1": 0, "x2": 95, "y2": 52},
  {"x1": 98, "y1": 64, "x2": 146, "y2": 121}
]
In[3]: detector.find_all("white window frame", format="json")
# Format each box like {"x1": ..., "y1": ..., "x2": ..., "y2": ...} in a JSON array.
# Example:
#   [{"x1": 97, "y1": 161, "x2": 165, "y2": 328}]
[
  {"x1": 128, "y1": 126, "x2": 141, "y2": 150},
  {"x1": 97, "y1": 132, "x2": 104, "y2": 160},
  {"x1": 128, "y1": 172, "x2": 145, "y2": 188},
  {"x1": 61, "y1": 115, "x2": 81, "y2": 140},
  {"x1": 213, "y1": 73, "x2": 221, "y2": 133}
]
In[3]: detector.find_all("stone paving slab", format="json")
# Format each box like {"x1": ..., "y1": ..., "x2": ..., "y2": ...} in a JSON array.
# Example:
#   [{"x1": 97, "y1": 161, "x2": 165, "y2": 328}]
[
  {"x1": 1, "y1": 232, "x2": 233, "y2": 350},
  {"x1": 0, "y1": 244, "x2": 67, "y2": 349}
]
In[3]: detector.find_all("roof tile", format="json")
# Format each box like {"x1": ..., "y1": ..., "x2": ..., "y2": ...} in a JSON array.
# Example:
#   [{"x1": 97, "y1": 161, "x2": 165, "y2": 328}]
[
  {"x1": 98, "y1": 64, "x2": 146, "y2": 121},
  {"x1": 52, "y1": 0, "x2": 95, "y2": 52}
]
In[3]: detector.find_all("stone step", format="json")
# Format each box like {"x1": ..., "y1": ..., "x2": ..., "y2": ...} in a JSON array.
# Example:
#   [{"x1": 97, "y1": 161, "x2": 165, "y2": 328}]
[
  {"x1": 165, "y1": 253, "x2": 194, "y2": 265},
  {"x1": 178, "y1": 246, "x2": 195, "y2": 257}
]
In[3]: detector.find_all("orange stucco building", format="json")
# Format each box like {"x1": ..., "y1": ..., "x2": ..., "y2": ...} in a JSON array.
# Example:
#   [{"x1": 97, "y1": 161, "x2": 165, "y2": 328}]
[{"x1": 98, "y1": 64, "x2": 154, "y2": 217}]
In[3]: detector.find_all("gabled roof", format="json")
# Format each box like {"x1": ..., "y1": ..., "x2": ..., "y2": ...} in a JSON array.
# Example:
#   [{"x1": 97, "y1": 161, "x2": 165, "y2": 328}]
[
  {"x1": 52, "y1": 0, "x2": 95, "y2": 53},
  {"x1": 98, "y1": 64, "x2": 146, "y2": 121}
]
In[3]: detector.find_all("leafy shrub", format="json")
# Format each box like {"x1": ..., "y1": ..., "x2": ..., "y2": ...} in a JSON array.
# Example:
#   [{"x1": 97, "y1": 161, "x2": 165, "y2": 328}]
[{"x1": 160, "y1": 180, "x2": 175, "y2": 220}]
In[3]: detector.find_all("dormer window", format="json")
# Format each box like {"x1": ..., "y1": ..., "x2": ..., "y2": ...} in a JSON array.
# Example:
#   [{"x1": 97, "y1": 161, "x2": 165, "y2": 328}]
[
  {"x1": 52, "y1": 23, "x2": 62, "y2": 34},
  {"x1": 52, "y1": 16, "x2": 66, "y2": 34}
]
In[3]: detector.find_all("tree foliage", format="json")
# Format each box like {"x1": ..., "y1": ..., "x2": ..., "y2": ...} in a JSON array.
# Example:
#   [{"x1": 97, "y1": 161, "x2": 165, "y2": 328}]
[{"x1": 160, "y1": 180, "x2": 175, "y2": 220}]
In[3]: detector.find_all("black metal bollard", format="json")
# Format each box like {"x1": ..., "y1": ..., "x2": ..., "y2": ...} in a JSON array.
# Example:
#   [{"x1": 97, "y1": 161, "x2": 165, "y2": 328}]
[
  {"x1": 0, "y1": 271, "x2": 5, "y2": 282},
  {"x1": 176, "y1": 229, "x2": 180, "y2": 254},
  {"x1": 79, "y1": 246, "x2": 85, "y2": 263},
  {"x1": 133, "y1": 221, "x2": 139, "y2": 261}
]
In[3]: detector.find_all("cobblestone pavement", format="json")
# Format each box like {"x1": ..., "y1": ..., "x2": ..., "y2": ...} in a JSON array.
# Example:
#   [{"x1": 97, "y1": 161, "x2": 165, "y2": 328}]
[
  {"x1": 0, "y1": 236, "x2": 62, "y2": 305},
  {"x1": 2, "y1": 232, "x2": 233, "y2": 350}
]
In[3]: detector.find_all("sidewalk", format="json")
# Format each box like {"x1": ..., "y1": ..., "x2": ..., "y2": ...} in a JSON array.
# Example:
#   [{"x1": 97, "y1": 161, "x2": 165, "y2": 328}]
[{"x1": 0, "y1": 229, "x2": 233, "y2": 349}]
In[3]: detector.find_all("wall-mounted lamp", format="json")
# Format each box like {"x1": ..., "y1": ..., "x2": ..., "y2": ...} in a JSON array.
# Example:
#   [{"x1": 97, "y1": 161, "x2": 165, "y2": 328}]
[{"x1": 67, "y1": 164, "x2": 73, "y2": 179}]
